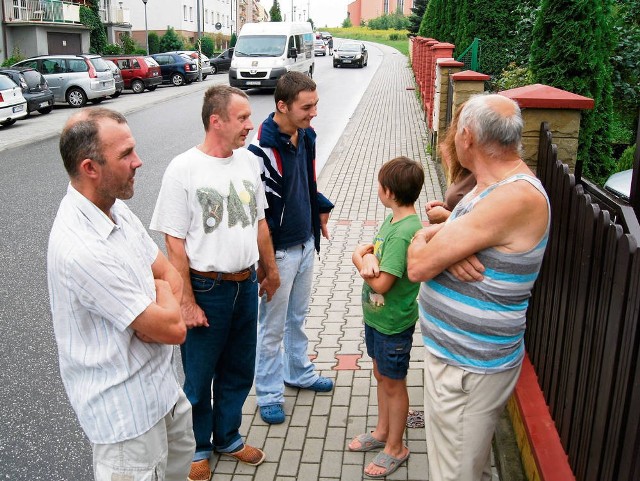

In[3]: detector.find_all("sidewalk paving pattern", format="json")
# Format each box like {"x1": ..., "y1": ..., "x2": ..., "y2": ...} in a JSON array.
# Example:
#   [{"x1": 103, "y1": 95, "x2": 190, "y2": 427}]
[{"x1": 206, "y1": 44, "x2": 501, "y2": 480}]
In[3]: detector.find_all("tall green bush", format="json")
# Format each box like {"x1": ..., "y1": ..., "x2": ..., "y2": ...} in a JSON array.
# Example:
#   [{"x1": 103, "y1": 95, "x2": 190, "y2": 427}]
[
  {"x1": 201, "y1": 36, "x2": 214, "y2": 57},
  {"x1": 160, "y1": 27, "x2": 184, "y2": 51},
  {"x1": 530, "y1": 0, "x2": 616, "y2": 184},
  {"x1": 148, "y1": 32, "x2": 160, "y2": 54}
]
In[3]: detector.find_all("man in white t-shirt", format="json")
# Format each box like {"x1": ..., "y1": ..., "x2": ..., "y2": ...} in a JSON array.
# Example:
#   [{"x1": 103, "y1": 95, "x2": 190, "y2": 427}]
[
  {"x1": 48, "y1": 108, "x2": 194, "y2": 481},
  {"x1": 150, "y1": 85, "x2": 279, "y2": 481}
]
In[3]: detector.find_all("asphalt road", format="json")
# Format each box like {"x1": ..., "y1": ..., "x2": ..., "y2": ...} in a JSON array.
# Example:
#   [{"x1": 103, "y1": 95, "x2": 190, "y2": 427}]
[{"x1": 0, "y1": 42, "x2": 382, "y2": 481}]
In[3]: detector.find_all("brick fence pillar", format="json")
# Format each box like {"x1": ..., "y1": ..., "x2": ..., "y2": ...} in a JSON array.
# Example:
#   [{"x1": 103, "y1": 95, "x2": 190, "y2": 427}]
[
  {"x1": 451, "y1": 70, "x2": 490, "y2": 114},
  {"x1": 499, "y1": 84, "x2": 595, "y2": 172},
  {"x1": 431, "y1": 59, "x2": 465, "y2": 160}
]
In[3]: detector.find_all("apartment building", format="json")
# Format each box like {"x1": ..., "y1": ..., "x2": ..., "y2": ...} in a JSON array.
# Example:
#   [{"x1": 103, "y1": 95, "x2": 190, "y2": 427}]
[{"x1": 347, "y1": 0, "x2": 413, "y2": 27}]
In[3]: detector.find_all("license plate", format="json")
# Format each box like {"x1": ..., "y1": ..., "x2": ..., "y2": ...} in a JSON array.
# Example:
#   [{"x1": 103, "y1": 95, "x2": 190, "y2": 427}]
[
  {"x1": 39, "y1": 101, "x2": 49, "y2": 108},
  {"x1": 343, "y1": 60, "x2": 351, "y2": 63},
  {"x1": 246, "y1": 81, "x2": 261, "y2": 86},
  {"x1": 13, "y1": 104, "x2": 24, "y2": 113}
]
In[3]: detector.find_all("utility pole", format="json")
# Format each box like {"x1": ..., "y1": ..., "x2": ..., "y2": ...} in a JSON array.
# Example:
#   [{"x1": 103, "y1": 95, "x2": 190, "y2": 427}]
[{"x1": 196, "y1": 0, "x2": 202, "y2": 82}]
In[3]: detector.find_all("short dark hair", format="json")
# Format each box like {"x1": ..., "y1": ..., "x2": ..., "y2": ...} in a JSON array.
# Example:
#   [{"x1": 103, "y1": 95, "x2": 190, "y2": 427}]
[
  {"x1": 274, "y1": 71, "x2": 316, "y2": 108},
  {"x1": 378, "y1": 156, "x2": 424, "y2": 206},
  {"x1": 59, "y1": 108, "x2": 126, "y2": 177},
  {"x1": 202, "y1": 85, "x2": 248, "y2": 130}
]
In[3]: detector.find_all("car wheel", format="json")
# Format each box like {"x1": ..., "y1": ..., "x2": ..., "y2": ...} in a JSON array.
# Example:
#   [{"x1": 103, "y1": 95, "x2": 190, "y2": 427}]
[
  {"x1": 1, "y1": 118, "x2": 16, "y2": 126},
  {"x1": 131, "y1": 79, "x2": 145, "y2": 94},
  {"x1": 171, "y1": 72, "x2": 185, "y2": 86},
  {"x1": 66, "y1": 87, "x2": 87, "y2": 107},
  {"x1": 202, "y1": 74, "x2": 208, "y2": 80},
  {"x1": 146, "y1": 85, "x2": 157, "y2": 91},
  {"x1": 37, "y1": 106, "x2": 53, "y2": 115},
  {"x1": 110, "y1": 91, "x2": 121, "y2": 98},
  {"x1": 333, "y1": 63, "x2": 338, "y2": 68},
  {"x1": 211, "y1": 65, "x2": 218, "y2": 75}
]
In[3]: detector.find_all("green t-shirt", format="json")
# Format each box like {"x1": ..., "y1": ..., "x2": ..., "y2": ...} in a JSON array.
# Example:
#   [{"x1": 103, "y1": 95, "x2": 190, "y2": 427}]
[{"x1": 362, "y1": 213, "x2": 423, "y2": 335}]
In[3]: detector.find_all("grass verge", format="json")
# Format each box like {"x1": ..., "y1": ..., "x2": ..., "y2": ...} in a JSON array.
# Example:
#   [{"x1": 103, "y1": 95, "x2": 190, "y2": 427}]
[{"x1": 324, "y1": 27, "x2": 410, "y2": 56}]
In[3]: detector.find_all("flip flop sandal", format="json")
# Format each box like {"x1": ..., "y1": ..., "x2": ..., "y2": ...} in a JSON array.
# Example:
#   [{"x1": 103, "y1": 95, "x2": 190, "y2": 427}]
[
  {"x1": 348, "y1": 432, "x2": 386, "y2": 452},
  {"x1": 364, "y1": 448, "x2": 410, "y2": 478},
  {"x1": 406, "y1": 409, "x2": 425, "y2": 428}
]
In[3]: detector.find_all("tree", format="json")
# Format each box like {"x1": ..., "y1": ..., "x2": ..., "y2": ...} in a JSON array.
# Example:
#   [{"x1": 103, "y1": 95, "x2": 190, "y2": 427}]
[
  {"x1": 79, "y1": 0, "x2": 107, "y2": 54},
  {"x1": 270, "y1": 0, "x2": 282, "y2": 22},
  {"x1": 160, "y1": 26, "x2": 184, "y2": 51},
  {"x1": 530, "y1": 0, "x2": 616, "y2": 183},
  {"x1": 201, "y1": 36, "x2": 215, "y2": 57},
  {"x1": 120, "y1": 32, "x2": 137, "y2": 54},
  {"x1": 342, "y1": 16, "x2": 353, "y2": 28},
  {"x1": 148, "y1": 32, "x2": 161, "y2": 54},
  {"x1": 307, "y1": 18, "x2": 315, "y2": 30},
  {"x1": 408, "y1": 0, "x2": 427, "y2": 35}
]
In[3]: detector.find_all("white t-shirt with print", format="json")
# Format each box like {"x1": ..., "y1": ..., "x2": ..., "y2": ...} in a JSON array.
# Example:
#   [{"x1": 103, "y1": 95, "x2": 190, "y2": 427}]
[{"x1": 150, "y1": 146, "x2": 267, "y2": 273}]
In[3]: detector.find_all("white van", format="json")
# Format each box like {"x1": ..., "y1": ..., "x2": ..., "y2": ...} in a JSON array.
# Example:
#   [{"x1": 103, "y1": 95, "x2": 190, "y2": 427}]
[{"x1": 229, "y1": 22, "x2": 315, "y2": 90}]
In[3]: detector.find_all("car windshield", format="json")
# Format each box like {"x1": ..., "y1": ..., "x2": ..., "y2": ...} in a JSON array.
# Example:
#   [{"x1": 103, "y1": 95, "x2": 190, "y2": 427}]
[
  {"x1": 89, "y1": 57, "x2": 109, "y2": 72},
  {"x1": 340, "y1": 44, "x2": 361, "y2": 52},
  {"x1": 234, "y1": 35, "x2": 287, "y2": 57}
]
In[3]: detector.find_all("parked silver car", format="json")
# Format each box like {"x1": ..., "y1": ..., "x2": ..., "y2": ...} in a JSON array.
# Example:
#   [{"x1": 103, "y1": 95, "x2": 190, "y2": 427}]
[
  {"x1": 172, "y1": 51, "x2": 212, "y2": 79},
  {"x1": 13, "y1": 54, "x2": 115, "y2": 107}
]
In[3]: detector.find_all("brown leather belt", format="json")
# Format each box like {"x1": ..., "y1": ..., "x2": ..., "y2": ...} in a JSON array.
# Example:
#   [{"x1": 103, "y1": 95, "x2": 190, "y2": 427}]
[{"x1": 189, "y1": 267, "x2": 252, "y2": 282}]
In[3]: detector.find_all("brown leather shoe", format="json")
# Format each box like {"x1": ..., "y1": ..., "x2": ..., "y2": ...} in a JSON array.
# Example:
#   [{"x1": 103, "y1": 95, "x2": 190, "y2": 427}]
[
  {"x1": 222, "y1": 444, "x2": 266, "y2": 466},
  {"x1": 188, "y1": 459, "x2": 212, "y2": 481}
]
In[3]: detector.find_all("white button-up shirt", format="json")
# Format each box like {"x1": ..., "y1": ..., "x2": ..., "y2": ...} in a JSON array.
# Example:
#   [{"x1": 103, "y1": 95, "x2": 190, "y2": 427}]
[{"x1": 47, "y1": 185, "x2": 180, "y2": 444}]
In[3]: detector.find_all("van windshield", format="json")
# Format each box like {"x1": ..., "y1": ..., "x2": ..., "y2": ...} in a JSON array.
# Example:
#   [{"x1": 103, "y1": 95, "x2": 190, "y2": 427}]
[{"x1": 234, "y1": 35, "x2": 287, "y2": 57}]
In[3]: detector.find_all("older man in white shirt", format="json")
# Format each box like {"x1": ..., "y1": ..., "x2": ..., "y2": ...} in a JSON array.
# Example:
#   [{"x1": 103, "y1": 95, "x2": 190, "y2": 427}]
[{"x1": 48, "y1": 108, "x2": 195, "y2": 481}]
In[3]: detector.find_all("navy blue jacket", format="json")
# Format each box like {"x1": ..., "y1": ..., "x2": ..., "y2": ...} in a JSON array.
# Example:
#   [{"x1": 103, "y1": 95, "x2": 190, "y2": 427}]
[{"x1": 248, "y1": 113, "x2": 334, "y2": 252}]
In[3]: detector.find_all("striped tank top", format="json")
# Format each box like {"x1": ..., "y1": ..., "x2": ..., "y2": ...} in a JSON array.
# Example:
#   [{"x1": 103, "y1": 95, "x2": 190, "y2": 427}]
[{"x1": 419, "y1": 174, "x2": 550, "y2": 374}]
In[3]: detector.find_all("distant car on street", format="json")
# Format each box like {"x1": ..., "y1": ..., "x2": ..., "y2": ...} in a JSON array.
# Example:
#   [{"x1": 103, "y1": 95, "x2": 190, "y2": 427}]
[
  {"x1": 210, "y1": 48, "x2": 234, "y2": 74},
  {"x1": 333, "y1": 42, "x2": 368, "y2": 68},
  {"x1": 320, "y1": 31, "x2": 332, "y2": 41},
  {"x1": 104, "y1": 60, "x2": 124, "y2": 98},
  {"x1": 0, "y1": 74, "x2": 28, "y2": 126},
  {"x1": 314, "y1": 39, "x2": 327, "y2": 56},
  {"x1": 0, "y1": 67, "x2": 54, "y2": 115},
  {"x1": 151, "y1": 52, "x2": 199, "y2": 86}
]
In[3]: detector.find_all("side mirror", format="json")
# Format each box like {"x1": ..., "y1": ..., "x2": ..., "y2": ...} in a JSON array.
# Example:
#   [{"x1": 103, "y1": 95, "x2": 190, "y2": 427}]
[{"x1": 288, "y1": 47, "x2": 298, "y2": 59}]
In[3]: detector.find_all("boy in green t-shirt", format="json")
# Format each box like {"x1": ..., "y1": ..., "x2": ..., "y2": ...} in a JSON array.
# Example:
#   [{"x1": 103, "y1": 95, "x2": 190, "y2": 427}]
[{"x1": 349, "y1": 156, "x2": 424, "y2": 478}]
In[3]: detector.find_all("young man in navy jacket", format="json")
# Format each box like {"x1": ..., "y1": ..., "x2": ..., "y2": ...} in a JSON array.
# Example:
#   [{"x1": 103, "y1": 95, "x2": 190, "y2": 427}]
[{"x1": 249, "y1": 72, "x2": 334, "y2": 424}]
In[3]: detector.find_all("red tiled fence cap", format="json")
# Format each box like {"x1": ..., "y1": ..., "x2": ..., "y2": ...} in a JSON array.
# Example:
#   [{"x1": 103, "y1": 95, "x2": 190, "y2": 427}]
[
  {"x1": 499, "y1": 84, "x2": 595, "y2": 110},
  {"x1": 451, "y1": 70, "x2": 490, "y2": 81}
]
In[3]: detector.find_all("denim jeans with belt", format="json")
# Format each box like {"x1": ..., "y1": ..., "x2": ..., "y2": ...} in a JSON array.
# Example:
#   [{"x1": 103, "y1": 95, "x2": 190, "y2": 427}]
[
  {"x1": 255, "y1": 236, "x2": 318, "y2": 406},
  {"x1": 182, "y1": 268, "x2": 258, "y2": 461}
]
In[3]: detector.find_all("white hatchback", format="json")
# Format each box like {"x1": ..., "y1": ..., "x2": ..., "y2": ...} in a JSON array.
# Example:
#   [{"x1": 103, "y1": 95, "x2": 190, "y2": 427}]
[{"x1": 0, "y1": 75, "x2": 27, "y2": 127}]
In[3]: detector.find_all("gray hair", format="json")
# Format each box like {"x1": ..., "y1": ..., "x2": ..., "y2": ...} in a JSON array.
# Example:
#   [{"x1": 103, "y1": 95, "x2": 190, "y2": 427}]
[{"x1": 457, "y1": 94, "x2": 523, "y2": 157}]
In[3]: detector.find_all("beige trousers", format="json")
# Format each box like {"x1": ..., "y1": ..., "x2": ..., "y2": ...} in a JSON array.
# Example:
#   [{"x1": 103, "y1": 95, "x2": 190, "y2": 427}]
[
  {"x1": 424, "y1": 350, "x2": 521, "y2": 481},
  {"x1": 92, "y1": 390, "x2": 195, "y2": 481}
]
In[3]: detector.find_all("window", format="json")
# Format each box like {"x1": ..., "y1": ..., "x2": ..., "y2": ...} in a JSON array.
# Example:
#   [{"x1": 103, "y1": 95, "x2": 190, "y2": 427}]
[
  {"x1": 132, "y1": 59, "x2": 141, "y2": 69},
  {"x1": 67, "y1": 59, "x2": 89, "y2": 73},
  {"x1": 205, "y1": 9, "x2": 208, "y2": 23},
  {"x1": 383, "y1": 0, "x2": 389, "y2": 14},
  {"x1": 189, "y1": 6, "x2": 193, "y2": 21},
  {"x1": 397, "y1": 0, "x2": 404, "y2": 12},
  {"x1": 117, "y1": 59, "x2": 131, "y2": 69},
  {"x1": 183, "y1": 5, "x2": 187, "y2": 20}
]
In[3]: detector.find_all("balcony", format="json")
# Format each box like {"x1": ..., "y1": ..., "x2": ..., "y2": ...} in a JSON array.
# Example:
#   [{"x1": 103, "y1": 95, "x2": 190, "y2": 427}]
[
  {"x1": 4, "y1": 0, "x2": 82, "y2": 24},
  {"x1": 99, "y1": 5, "x2": 130, "y2": 25}
]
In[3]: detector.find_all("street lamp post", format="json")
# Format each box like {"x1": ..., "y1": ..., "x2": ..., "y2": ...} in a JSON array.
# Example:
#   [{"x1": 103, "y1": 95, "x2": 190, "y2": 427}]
[{"x1": 142, "y1": 0, "x2": 149, "y2": 55}]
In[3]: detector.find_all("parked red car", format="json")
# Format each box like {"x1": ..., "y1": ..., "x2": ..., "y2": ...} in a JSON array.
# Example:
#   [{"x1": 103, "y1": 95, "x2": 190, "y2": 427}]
[{"x1": 104, "y1": 55, "x2": 162, "y2": 93}]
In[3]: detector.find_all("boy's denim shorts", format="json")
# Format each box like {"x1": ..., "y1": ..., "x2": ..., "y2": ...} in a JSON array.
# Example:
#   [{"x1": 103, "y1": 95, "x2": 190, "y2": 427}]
[{"x1": 364, "y1": 324, "x2": 414, "y2": 380}]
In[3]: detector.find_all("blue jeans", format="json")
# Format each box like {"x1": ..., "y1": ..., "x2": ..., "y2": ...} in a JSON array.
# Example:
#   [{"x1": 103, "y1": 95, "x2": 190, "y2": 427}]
[
  {"x1": 255, "y1": 237, "x2": 318, "y2": 406},
  {"x1": 182, "y1": 269, "x2": 258, "y2": 461}
]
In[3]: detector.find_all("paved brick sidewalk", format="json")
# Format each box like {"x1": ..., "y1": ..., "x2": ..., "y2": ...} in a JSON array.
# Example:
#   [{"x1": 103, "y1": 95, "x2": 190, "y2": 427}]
[{"x1": 207, "y1": 44, "x2": 500, "y2": 481}]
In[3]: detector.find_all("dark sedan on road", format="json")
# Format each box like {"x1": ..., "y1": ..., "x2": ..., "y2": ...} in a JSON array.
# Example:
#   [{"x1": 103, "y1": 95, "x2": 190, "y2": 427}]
[
  {"x1": 210, "y1": 48, "x2": 234, "y2": 74},
  {"x1": 333, "y1": 42, "x2": 368, "y2": 68},
  {"x1": 151, "y1": 52, "x2": 198, "y2": 86},
  {"x1": 0, "y1": 67, "x2": 54, "y2": 115}
]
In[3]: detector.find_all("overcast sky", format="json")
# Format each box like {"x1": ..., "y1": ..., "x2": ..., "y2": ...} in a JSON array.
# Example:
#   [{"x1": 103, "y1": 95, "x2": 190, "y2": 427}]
[{"x1": 259, "y1": 0, "x2": 351, "y2": 28}]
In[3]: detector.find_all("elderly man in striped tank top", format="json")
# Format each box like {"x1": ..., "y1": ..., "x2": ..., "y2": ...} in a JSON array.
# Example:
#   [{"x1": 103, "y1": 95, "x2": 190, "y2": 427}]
[{"x1": 407, "y1": 94, "x2": 550, "y2": 481}]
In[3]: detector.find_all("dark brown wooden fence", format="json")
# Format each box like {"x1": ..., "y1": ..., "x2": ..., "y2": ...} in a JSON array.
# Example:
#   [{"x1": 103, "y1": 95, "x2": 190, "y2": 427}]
[{"x1": 526, "y1": 123, "x2": 640, "y2": 481}]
